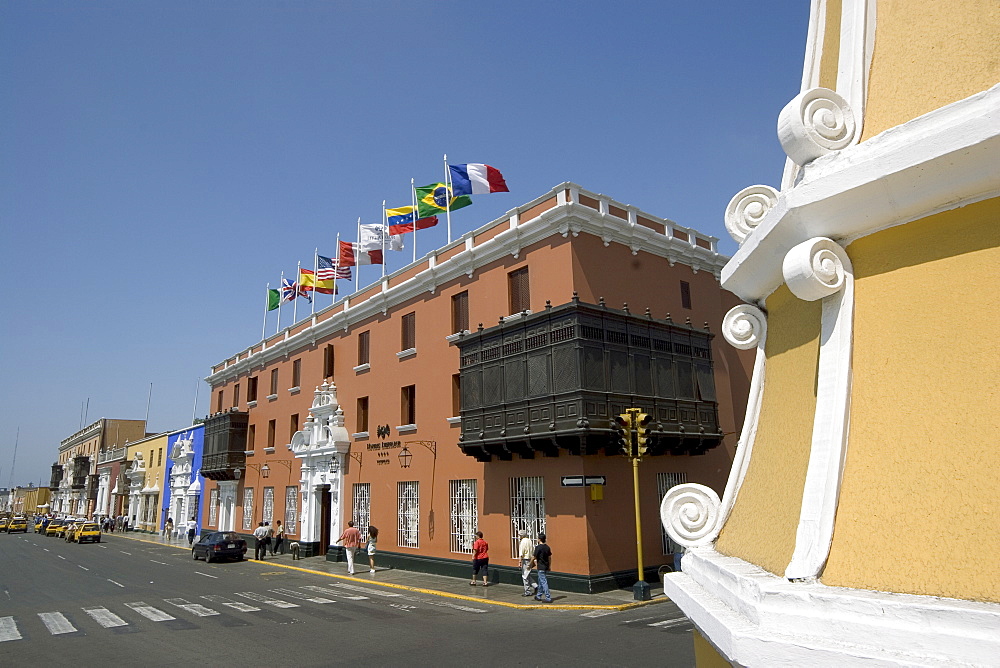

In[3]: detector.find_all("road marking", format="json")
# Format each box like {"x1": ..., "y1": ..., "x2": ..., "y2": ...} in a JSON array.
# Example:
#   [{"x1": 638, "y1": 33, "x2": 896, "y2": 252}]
[
  {"x1": 328, "y1": 582, "x2": 402, "y2": 597},
  {"x1": 78, "y1": 565, "x2": 90, "y2": 571},
  {"x1": 164, "y1": 598, "x2": 220, "y2": 617},
  {"x1": 581, "y1": 610, "x2": 619, "y2": 618},
  {"x1": 235, "y1": 592, "x2": 299, "y2": 609},
  {"x1": 125, "y1": 602, "x2": 175, "y2": 622},
  {"x1": 648, "y1": 617, "x2": 690, "y2": 629},
  {"x1": 301, "y1": 585, "x2": 368, "y2": 600},
  {"x1": 194, "y1": 571, "x2": 218, "y2": 579},
  {"x1": 389, "y1": 603, "x2": 416, "y2": 612},
  {"x1": 99, "y1": 545, "x2": 107, "y2": 548},
  {"x1": 83, "y1": 607, "x2": 128, "y2": 628},
  {"x1": 57, "y1": 555, "x2": 66, "y2": 560},
  {"x1": 269, "y1": 588, "x2": 336, "y2": 604},
  {"x1": 107, "y1": 579, "x2": 125, "y2": 588},
  {"x1": 38, "y1": 612, "x2": 76, "y2": 635},
  {"x1": 120, "y1": 551, "x2": 132, "y2": 556},
  {"x1": 43, "y1": 548, "x2": 50, "y2": 552},
  {"x1": 0, "y1": 617, "x2": 21, "y2": 643},
  {"x1": 150, "y1": 560, "x2": 168, "y2": 565},
  {"x1": 201, "y1": 595, "x2": 261, "y2": 613}
]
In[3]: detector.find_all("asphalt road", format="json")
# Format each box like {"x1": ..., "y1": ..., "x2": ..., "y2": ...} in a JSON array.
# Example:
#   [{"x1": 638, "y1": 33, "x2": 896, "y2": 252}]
[{"x1": 0, "y1": 530, "x2": 695, "y2": 666}]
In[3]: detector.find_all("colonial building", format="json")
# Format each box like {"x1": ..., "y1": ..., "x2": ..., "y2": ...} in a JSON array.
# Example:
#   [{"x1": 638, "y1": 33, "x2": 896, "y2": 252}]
[
  {"x1": 661, "y1": 1, "x2": 1000, "y2": 665},
  {"x1": 203, "y1": 183, "x2": 752, "y2": 592},
  {"x1": 123, "y1": 432, "x2": 169, "y2": 532},
  {"x1": 164, "y1": 424, "x2": 206, "y2": 538}
]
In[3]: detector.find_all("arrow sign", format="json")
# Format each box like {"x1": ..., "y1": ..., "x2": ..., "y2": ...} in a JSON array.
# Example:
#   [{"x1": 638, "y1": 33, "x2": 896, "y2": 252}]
[
  {"x1": 560, "y1": 476, "x2": 585, "y2": 487},
  {"x1": 584, "y1": 476, "x2": 607, "y2": 486}
]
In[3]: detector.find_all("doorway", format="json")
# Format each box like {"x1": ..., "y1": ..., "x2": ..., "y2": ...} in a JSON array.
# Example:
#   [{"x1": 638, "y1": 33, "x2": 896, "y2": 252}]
[{"x1": 318, "y1": 485, "x2": 332, "y2": 555}]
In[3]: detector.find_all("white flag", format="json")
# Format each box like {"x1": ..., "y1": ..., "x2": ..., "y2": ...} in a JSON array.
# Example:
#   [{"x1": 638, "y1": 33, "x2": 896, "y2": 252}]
[{"x1": 360, "y1": 223, "x2": 404, "y2": 252}]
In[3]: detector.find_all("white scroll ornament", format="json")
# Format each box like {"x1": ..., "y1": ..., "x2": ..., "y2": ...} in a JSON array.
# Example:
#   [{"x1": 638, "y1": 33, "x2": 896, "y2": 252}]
[
  {"x1": 724, "y1": 185, "x2": 779, "y2": 244},
  {"x1": 782, "y1": 237, "x2": 850, "y2": 301},
  {"x1": 660, "y1": 483, "x2": 721, "y2": 548},
  {"x1": 722, "y1": 304, "x2": 767, "y2": 350},
  {"x1": 777, "y1": 87, "x2": 858, "y2": 166}
]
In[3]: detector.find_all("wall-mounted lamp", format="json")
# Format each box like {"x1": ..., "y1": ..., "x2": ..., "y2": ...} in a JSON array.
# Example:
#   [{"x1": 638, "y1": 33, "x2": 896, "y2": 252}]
[
  {"x1": 328, "y1": 457, "x2": 340, "y2": 474},
  {"x1": 398, "y1": 446, "x2": 412, "y2": 469}
]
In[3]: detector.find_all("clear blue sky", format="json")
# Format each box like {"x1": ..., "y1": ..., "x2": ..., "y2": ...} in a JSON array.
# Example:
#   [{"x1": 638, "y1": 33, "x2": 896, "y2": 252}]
[{"x1": 0, "y1": 1, "x2": 809, "y2": 487}]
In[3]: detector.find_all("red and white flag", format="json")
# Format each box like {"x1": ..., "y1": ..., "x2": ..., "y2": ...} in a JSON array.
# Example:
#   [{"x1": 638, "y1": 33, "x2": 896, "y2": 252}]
[{"x1": 338, "y1": 239, "x2": 383, "y2": 267}]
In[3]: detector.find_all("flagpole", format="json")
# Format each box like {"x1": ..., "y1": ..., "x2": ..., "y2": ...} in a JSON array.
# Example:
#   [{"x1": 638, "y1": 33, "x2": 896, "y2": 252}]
[
  {"x1": 312, "y1": 248, "x2": 318, "y2": 316},
  {"x1": 356, "y1": 216, "x2": 361, "y2": 294},
  {"x1": 444, "y1": 153, "x2": 453, "y2": 244},
  {"x1": 277, "y1": 271, "x2": 284, "y2": 335},
  {"x1": 335, "y1": 232, "x2": 341, "y2": 306},
  {"x1": 294, "y1": 261, "x2": 300, "y2": 324},
  {"x1": 262, "y1": 282, "x2": 270, "y2": 341},
  {"x1": 380, "y1": 201, "x2": 387, "y2": 278},
  {"x1": 410, "y1": 178, "x2": 418, "y2": 263}
]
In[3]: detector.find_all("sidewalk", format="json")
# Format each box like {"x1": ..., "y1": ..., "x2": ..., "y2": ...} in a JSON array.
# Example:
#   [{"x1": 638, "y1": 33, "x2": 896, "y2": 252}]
[{"x1": 117, "y1": 531, "x2": 670, "y2": 611}]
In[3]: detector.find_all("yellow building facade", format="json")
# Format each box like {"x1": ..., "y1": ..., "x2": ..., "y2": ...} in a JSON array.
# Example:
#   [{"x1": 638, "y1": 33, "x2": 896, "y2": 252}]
[
  {"x1": 123, "y1": 433, "x2": 169, "y2": 532},
  {"x1": 661, "y1": 1, "x2": 999, "y2": 665}
]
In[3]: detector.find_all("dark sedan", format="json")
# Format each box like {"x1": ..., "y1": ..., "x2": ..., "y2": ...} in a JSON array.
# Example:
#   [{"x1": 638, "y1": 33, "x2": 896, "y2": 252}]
[{"x1": 192, "y1": 531, "x2": 247, "y2": 563}]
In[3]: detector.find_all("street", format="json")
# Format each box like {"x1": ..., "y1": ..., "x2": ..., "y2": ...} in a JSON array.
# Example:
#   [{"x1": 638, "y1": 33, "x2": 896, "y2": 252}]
[{"x1": 0, "y1": 531, "x2": 695, "y2": 666}]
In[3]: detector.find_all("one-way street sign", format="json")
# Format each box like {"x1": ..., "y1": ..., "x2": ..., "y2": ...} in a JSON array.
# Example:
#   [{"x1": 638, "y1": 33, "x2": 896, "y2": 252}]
[{"x1": 561, "y1": 476, "x2": 607, "y2": 487}]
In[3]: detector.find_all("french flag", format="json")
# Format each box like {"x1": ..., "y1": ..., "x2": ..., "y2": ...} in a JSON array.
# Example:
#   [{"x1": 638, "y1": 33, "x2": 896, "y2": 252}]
[{"x1": 449, "y1": 163, "x2": 509, "y2": 196}]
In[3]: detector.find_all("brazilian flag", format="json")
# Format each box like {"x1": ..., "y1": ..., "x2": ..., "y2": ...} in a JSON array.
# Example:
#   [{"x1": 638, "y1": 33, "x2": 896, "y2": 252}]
[{"x1": 414, "y1": 183, "x2": 473, "y2": 219}]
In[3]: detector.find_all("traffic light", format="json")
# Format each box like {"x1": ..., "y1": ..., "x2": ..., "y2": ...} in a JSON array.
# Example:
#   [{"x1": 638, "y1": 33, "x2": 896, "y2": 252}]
[
  {"x1": 635, "y1": 413, "x2": 652, "y2": 455},
  {"x1": 614, "y1": 414, "x2": 633, "y2": 457}
]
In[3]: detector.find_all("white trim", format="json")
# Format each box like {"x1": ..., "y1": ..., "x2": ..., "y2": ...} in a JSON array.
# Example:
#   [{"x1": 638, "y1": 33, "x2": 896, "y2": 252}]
[
  {"x1": 446, "y1": 416, "x2": 462, "y2": 425},
  {"x1": 396, "y1": 348, "x2": 416, "y2": 360},
  {"x1": 266, "y1": 394, "x2": 278, "y2": 402},
  {"x1": 352, "y1": 432, "x2": 369, "y2": 440},
  {"x1": 244, "y1": 450, "x2": 255, "y2": 456},
  {"x1": 445, "y1": 330, "x2": 471, "y2": 344},
  {"x1": 353, "y1": 363, "x2": 370, "y2": 373},
  {"x1": 263, "y1": 447, "x2": 275, "y2": 455},
  {"x1": 396, "y1": 424, "x2": 417, "y2": 434},
  {"x1": 663, "y1": 548, "x2": 1000, "y2": 667},
  {"x1": 288, "y1": 386, "x2": 300, "y2": 395}
]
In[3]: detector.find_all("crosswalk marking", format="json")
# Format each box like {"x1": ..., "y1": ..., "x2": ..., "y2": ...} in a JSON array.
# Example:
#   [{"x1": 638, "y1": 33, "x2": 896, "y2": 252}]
[
  {"x1": 38, "y1": 612, "x2": 76, "y2": 635},
  {"x1": 328, "y1": 582, "x2": 402, "y2": 597},
  {"x1": 0, "y1": 617, "x2": 22, "y2": 643},
  {"x1": 235, "y1": 592, "x2": 299, "y2": 609},
  {"x1": 581, "y1": 610, "x2": 619, "y2": 618},
  {"x1": 269, "y1": 588, "x2": 336, "y2": 604},
  {"x1": 125, "y1": 602, "x2": 175, "y2": 622},
  {"x1": 301, "y1": 585, "x2": 369, "y2": 600},
  {"x1": 648, "y1": 617, "x2": 690, "y2": 629},
  {"x1": 163, "y1": 598, "x2": 220, "y2": 617},
  {"x1": 84, "y1": 607, "x2": 129, "y2": 628},
  {"x1": 201, "y1": 595, "x2": 261, "y2": 613}
]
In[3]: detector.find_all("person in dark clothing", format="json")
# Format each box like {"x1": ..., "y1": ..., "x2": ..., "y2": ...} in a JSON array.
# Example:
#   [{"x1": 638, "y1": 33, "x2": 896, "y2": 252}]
[{"x1": 530, "y1": 532, "x2": 553, "y2": 603}]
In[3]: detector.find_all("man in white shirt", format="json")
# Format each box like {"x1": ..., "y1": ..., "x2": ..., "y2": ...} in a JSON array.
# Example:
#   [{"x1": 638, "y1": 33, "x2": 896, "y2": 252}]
[
  {"x1": 186, "y1": 517, "x2": 198, "y2": 545},
  {"x1": 252, "y1": 522, "x2": 269, "y2": 560},
  {"x1": 517, "y1": 529, "x2": 536, "y2": 596}
]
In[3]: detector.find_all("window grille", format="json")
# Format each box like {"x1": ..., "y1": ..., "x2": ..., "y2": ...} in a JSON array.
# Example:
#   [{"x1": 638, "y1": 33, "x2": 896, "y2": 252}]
[
  {"x1": 242, "y1": 488, "x2": 254, "y2": 530},
  {"x1": 262, "y1": 487, "x2": 274, "y2": 524},
  {"x1": 449, "y1": 479, "x2": 478, "y2": 554},
  {"x1": 209, "y1": 489, "x2": 219, "y2": 526},
  {"x1": 657, "y1": 472, "x2": 688, "y2": 554},
  {"x1": 284, "y1": 486, "x2": 297, "y2": 534},
  {"x1": 352, "y1": 483, "x2": 371, "y2": 539},
  {"x1": 509, "y1": 476, "x2": 545, "y2": 557},
  {"x1": 397, "y1": 481, "x2": 419, "y2": 548}
]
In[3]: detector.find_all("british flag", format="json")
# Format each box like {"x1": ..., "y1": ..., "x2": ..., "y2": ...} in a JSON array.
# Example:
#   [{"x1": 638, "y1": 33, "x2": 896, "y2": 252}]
[
  {"x1": 281, "y1": 277, "x2": 298, "y2": 303},
  {"x1": 318, "y1": 254, "x2": 351, "y2": 280}
]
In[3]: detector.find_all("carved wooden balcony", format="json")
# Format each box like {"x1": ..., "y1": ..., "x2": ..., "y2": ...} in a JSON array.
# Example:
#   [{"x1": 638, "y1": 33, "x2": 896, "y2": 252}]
[{"x1": 200, "y1": 409, "x2": 249, "y2": 481}]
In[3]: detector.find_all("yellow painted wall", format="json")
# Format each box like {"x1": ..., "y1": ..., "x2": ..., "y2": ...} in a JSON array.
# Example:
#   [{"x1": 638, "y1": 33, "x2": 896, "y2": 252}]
[
  {"x1": 694, "y1": 630, "x2": 735, "y2": 668},
  {"x1": 861, "y1": 0, "x2": 1000, "y2": 140},
  {"x1": 818, "y1": 0, "x2": 842, "y2": 91},
  {"x1": 714, "y1": 285, "x2": 821, "y2": 575},
  {"x1": 824, "y1": 197, "x2": 1000, "y2": 602}
]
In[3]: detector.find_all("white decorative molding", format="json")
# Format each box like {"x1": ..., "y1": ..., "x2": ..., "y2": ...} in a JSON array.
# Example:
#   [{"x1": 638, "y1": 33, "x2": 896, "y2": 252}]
[
  {"x1": 266, "y1": 393, "x2": 278, "y2": 402},
  {"x1": 724, "y1": 186, "x2": 779, "y2": 244},
  {"x1": 396, "y1": 424, "x2": 417, "y2": 434},
  {"x1": 247, "y1": 400, "x2": 257, "y2": 408},
  {"x1": 288, "y1": 386, "x2": 300, "y2": 395},
  {"x1": 352, "y1": 363, "x2": 370, "y2": 374},
  {"x1": 660, "y1": 483, "x2": 722, "y2": 548},
  {"x1": 352, "y1": 431, "x2": 369, "y2": 440},
  {"x1": 783, "y1": 238, "x2": 854, "y2": 580},
  {"x1": 778, "y1": 87, "x2": 858, "y2": 166},
  {"x1": 721, "y1": 304, "x2": 767, "y2": 351},
  {"x1": 446, "y1": 416, "x2": 462, "y2": 425},
  {"x1": 444, "y1": 330, "x2": 471, "y2": 344},
  {"x1": 396, "y1": 348, "x2": 416, "y2": 360}
]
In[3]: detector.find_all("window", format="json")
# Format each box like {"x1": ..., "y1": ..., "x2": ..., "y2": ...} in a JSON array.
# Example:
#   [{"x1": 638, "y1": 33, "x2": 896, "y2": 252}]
[
  {"x1": 209, "y1": 489, "x2": 219, "y2": 526},
  {"x1": 397, "y1": 481, "x2": 419, "y2": 548},
  {"x1": 451, "y1": 291, "x2": 469, "y2": 334},
  {"x1": 449, "y1": 479, "x2": 477, "y2": 554},
  {"x1": 358, "y1": 331, "x2": 370, "y2": 366},
  {"x1": 323, "y1": 344, "x2": 335, "y2": 380},
  {"x1": 509, "y1": 476, "x2": 546, "y2": 557},
  {"x1": 353, "y1": 483, "x2": 371, "y2": 540},
  {"x1": 216, "y1": 390, "x2": 223, "y2": 413},
  {"x1": 269, "y1": 369, "x2": 279, "y2": 396},
  {"x1": 157, "y1": 448, "x2": 163, "y2": 467},
  {"x1": 291, "y1": 359, "x2": 302, "y2": 389},
  {"x1": 247, "y1": 424, "x2": 256, "y2": 450},
  {"x1": 401, "y1": 312, "x2": 416, "y2": 351},
  {"x1": 508, "y1": 267, "x2": 530, "y2": 314},
  {"x1": 680, "y1": 281, "x2": 692, "y2": 310},
  {"x1": 233, "y1": 384, "x2": 240, "y2": 408},
  {"x1": 658, "y1": 472, "x2": 688, "y2": 554},
  {"x1": 284, "y1": 487, "x2": 298, "y2": 534},
  {"x1": 247, "y1": 377, "x2": 258, "y2": 402},
  {"x1": 262, "y1": 487, "x2": 274, "y2": 524},
  {"x1": 242, "y1": 488, "x2": 254, "y2": 530},
  {"x1": 267, "y1": 420, "x2": 276, "y2": 449},
  {"x1": 401, "y1": 385, "x2": 416, "y2": 426},
  {"x1": 289, "y1": 414, "x2": 299, "y2": 442},
  {"x1": 452, "y1": 374, "x2": 461, "y2": 416},
  {"x1": 356, "y1": 397, "x2": 369, "y2": 433}
]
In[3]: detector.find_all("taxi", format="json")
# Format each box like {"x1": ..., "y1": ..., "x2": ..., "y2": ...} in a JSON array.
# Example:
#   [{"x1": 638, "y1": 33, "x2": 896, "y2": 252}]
[
  {"x1": 45, "y1": 519, "x2": 67, "y2": 537},
  {"x1": 35, "y1": 518, "x2": 46, "y2": 533},
  {"x1": 7, "y1": 517, "x2": 28, "y2": 533},
  {"x1": 68, "y1": 522, "x2": 101, "y2": 544},
  {"x1": 0, "y1": 517, "x2": 8, "y2": 532}
]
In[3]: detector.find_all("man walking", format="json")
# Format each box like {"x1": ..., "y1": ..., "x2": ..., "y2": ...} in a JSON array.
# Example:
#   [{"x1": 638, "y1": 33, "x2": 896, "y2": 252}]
[
  {"x1": 253, "y1": 521, "x2": 269, "y2": 560},
  {"x1": 517, "y1": 529, "x2": 536, "y2": 596},
  {"x1": 530, "y1": 532, "x2": 553, "y2": 603},
  {"x1": 337, "y1": 521, "x2": 361, "y2": 575},
  {"x1": 186, "y1": 516, "x2": 198, "y2": 545}
]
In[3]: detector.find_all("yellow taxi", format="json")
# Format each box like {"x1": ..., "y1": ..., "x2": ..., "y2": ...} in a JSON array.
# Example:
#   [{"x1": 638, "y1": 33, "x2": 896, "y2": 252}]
[
  {"x1": 0, "y1": 517, "x2": 8, "y2": 531},
  {"x1": 68, "y1": 522, "x2": 101, "y2": 544},
  {"x1": 34, "y1": 518, "x2": 45, "y2": 533},
  {"x1": 45, "y1": 519, "x2": 67, "y2": 537},
  {"x1": 7, "y1": 517, "x2": 28, "y2": 533}
]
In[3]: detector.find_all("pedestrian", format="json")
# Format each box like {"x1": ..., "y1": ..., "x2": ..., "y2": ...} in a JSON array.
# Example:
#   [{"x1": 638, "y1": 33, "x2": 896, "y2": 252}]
[
  {"x1": 186, "y1": 516, "x2": 198, "y2": 545},
  {"x1": 272, "y1": 520, "x2": 284, "y2": 556},
  {"x1": 517, "y1": 529, "x2": 536, "y2": 596},
  {"x1": 253, "y1": 522, "x2": 268, "y2": 560},
  {"x1": 366, "y1": 526, "x2": 379, "y2": 573},
  {"x1": 122, "y1": 516, "x2": 129, "y2": 532},
  {"x1": 264, "y1": 521, "x2": 274, "y2": 555},
  {"x1": 336, "y1": 520, "x2": 361, "y2": 575},
  {"x1": 530, "y1": 532, "x2": 553, "y2": 603},
  {"x1": 470, "y1": 531, "x2": 490, "y2": 586},
  {"x1": 164, "y1": 517, "x2": 174, "y2": 538}
]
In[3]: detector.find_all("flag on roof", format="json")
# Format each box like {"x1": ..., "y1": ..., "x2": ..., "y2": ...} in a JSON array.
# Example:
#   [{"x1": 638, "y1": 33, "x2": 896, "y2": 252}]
[
  {"x1": 339, "y1": 239, "x2": 383, "y2": 267},
  {"x1": 267, "y1": 288, "x2": 280, "y2": 312},
  {"x1": 449, "y1": 163, "x2": 509, "y2": 196},
  {"x1": 318, "y1": 254, "x2": 351, "y2": 280},
  {"x1": 359, "y1": 223, "x2": 404, "y2": 252},
  {"x1": 281, "y1": 278, "x2": 298, "y2": 302},
  {"x1": 414, "y1": 183, "x2": 472, "y2": 219},
  {"x1": 299, "y1": 267, "x2": 334, "y2": 295},
  {"x1": 387, "y1": 211, "x2": 439, "y2": 236}
]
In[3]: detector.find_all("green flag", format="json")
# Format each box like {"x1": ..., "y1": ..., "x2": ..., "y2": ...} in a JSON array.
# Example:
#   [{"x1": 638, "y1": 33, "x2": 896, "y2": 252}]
[
  {"x1": 414, "y1": 183, "x2": 472, "y2": 219},
  {"x1": 267, "y1": 288, "x2": 280, "y2": 311}
]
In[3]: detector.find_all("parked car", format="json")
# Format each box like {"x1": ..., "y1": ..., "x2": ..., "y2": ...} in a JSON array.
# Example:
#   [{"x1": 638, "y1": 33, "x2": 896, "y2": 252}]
[
  {"x1": 34, "y1": 518, "x2": 47, "y2": 533},
  {"x1": 0, "y1": 517, "x2": 8, "y2": 531},
  {"x1": 192, "y1": 531, "x2": 247, "y2": 563},
  {"x1": 67, "y1": 522, "x2": 101, "y2": 544},
  {"x1": 6, "y1": 517, "x2": 28, "y2": 533},
  {"x1": 45, "y1": 520, "x2": 67, "y2": 537}
]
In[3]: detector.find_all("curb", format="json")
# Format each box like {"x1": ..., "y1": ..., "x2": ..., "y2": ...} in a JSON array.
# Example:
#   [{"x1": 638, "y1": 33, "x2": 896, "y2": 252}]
[{"x1": 114, "y1": 533, "x2": 669, "y2": 612}]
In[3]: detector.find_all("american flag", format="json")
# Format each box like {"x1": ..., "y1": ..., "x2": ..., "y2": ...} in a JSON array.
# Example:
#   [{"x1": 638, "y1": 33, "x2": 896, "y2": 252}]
[{"x1": 318, "y1": 254, "x2": 351, "y2": 280}]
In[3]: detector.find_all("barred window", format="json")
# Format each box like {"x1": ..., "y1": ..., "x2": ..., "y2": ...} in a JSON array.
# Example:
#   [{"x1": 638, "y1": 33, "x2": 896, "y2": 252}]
[
  {"x1": 397, "y1": 481, "x2": 419, "y2": 548},
  {"x1": 353, "y1": 483, "x2": 371, "y2": 540},
  {"x1": 262, "y1": 486, "x2": 274, "y2": 524},
  {"x1": 449, "y1": 479, "x2": 478, "y2": 554},
  {"x1": 657, "y1": 472, "x2": 688, "y2": 554},
  {"x1": 209, "y1": 489, "x2": 219, "y2": 526},
  {"x1": 509, "y1": 476, "x2": 545, "y2": 557},
  {"x1": 242, "y1": 487, "x2": 254, "y2": 530},
  {"x1": 284, "y1": 486, "x2": 298, "y2": 534}
]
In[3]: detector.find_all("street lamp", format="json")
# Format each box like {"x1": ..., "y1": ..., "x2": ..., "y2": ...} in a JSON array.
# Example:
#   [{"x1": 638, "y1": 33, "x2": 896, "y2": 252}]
[
  {"x1": 328, "y1": 457, "x2": 340, "y2": 474},
  {"x1": 260, "y1": 464, "x2": 270, "y2": 479},
  {"x1": 398, "y1": 446, "x2": 412, "y2": 469}
]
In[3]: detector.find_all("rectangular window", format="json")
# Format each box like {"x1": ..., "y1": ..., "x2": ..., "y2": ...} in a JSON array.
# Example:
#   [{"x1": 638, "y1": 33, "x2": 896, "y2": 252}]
[
  {"x1": 242, "y1": 488, "x2": 254, "y2": 530},
  {"x1": 262, "y1": 487, "x2": 274, "y2": 524},
  {"x1": 509, "y1": 476, "x2": 546, "y2": 557},
  {"x1": 247, "y1": 376, "x2": 258, "y2": 402},
  {"x1": 270, "y1": 369, "x2": 279, "y2": 396},
  {"x1": 216, "y1": 390, "x2": 223, "y2": 413},
  {"x1": 658, "y1": 472, "x2": 689, "y2": 554},
  {"x1": 267, "y1": 420, "x2": 276, "y2": 449},
  {"x1": 356, "y1": 396, "x2": 369, "y2": 433},
  {"x1": 233, "y1": 384, "x2": 240, "y2": 408},
  {"x1": 401, "y1": 312, "x2": 416, "y2": 351},
  {"x1": 508, "y1": 267, "x2": 530, "y2": 314},
  {"x1": 452, "y1": 374, "x2": 461, "y2": 416},
  {"x1": 209, "y1": 489, "x2": 219, "y2": 526},
  {"x1": 397, "y1": 481, "x2": 419, "y2": 548},
  {"x1": 449, "y1": 479, "x2": 477, "y2": 554},
  {"x1": 157, "y1": 448, "x2": 163, "y2": 467},
  {"x1": 289, "y1": 414, "x2": 299, "y2": 442},
  {"x1": 358, "y1": 331, "x2": 370, "y2": 365},
  {"x1": 352, "y1": 483, "x2": 371, "y2": 540},
  {"x1": 284, "y1": 487, "x2": 298, "y2": 534},
  {"x1": 401, "y1": 385, "x2": 416, "y2": 426},
  {"x1": 291, "y1": 359, "x2": 302, "y2": 388},
  {"x1": 451, "y1": 291, "x2": 469, "y2": 334},
  {"x1": 247, "y1": 424, "x2": 256, "y2": 451},
  {"x1": 680, "y1": 280, "x2": 692, "y2": 310},
  {"x1": 323, "y1": 344, "x2": 335, "y2": 380}
]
